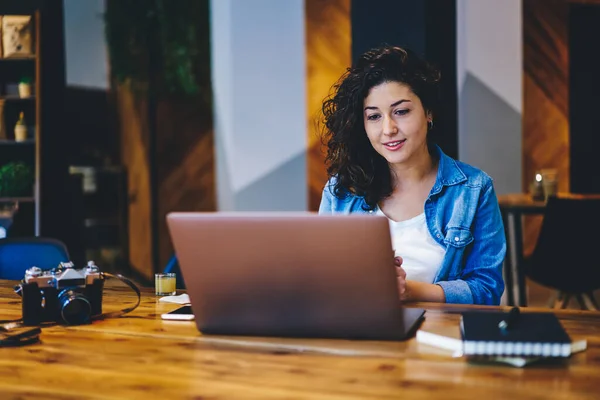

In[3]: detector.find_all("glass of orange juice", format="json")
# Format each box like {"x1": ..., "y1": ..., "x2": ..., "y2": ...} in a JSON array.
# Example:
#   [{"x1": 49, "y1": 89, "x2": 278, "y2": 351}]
[{"x1": 155, "y1": 273, "x2": 176, "y2": 296}]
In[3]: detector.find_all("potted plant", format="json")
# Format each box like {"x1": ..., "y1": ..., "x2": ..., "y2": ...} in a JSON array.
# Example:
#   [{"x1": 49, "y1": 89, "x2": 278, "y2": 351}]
[
  {"x1": 0, "y1": 162, "x2": 34, "y2": 197},
  {"x1": 18, "y1": 76, "x2": 33, "y2": 98}
]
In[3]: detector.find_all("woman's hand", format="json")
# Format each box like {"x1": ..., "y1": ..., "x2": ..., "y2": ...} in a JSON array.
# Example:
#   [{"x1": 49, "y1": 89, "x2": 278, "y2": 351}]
[
  {"x1": 394, "y1": 256, "x2": 445, "y2": 302},
  {"x1": 394, "y1": 256, "x2": 408, "y2": 301}
]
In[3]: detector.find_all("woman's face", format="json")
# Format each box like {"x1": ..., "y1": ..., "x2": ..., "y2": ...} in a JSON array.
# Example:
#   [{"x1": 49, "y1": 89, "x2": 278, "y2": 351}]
[{"x1": 363, "y1": 81, "x2": 431, "y2": 166}]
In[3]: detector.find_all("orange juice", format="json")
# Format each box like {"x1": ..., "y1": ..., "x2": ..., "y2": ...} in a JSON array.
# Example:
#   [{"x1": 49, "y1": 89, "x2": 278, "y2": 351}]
[{"x1": 155, "y1": 273, "x2": 176, "y2": 296}]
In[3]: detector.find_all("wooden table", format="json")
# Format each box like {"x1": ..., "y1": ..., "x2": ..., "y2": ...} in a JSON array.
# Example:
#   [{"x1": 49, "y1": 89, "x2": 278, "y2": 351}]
[
  {"x1": 1, "y1": 280, "x2": 600, "y2": 399},
  {"x1": 498, "y1": 193, "x2": 547, "y2": 307},
  {"x1": 498, "y1": 193, "x2": 600, "y2": 307}
]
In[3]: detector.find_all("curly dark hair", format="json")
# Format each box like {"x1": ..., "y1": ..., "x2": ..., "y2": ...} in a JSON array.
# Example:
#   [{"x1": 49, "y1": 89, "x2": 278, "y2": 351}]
[{"x1": 321, "y1": 45, "x2": 442, "y2": 210}]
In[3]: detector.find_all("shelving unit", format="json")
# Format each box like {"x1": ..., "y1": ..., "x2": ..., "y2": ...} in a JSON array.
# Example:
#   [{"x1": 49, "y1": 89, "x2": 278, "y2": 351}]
[
  {"x1": 0, "y1": 0, "x2": 87, "y2": 264},
  {"x1": 0, "y1": 6, "x2": 40, "y2": 236}
]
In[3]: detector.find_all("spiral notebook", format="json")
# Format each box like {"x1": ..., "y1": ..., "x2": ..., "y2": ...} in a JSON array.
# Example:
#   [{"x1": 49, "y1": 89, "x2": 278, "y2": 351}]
[{"x1": 460, "y1": 310, "x2": 572, "y2": 357}]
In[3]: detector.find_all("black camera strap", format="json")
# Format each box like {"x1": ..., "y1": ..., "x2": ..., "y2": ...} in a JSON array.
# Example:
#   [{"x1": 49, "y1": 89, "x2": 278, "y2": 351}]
[
  {"x1": 0, "y1": 324, "x2": 41, "y2": 347},
  {"x1": 92, "y1": 272, "x2": 142, "y2": 321}
]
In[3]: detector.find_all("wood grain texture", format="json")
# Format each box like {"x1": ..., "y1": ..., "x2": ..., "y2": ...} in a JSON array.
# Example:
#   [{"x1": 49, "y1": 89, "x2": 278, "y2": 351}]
[
  {"x1": 2, "y1": 280, "x2": 600, "y2": 399},
  {"x1": 522, "y1": 0, "x2": 570, "y2": 256},
  {"x1": 116, "y1": 84, "x2": 153, "y2": 279},
  {"x1": 111, "y1": 1, "x2": 214, "y2": 278},
  {"x1": 306, "y1": 0, "x2": 351, "y2": 211},
  {"x1": 114, "y1": 91, "x2": 214, "y2": 281},
  {"x1": 155, "y1": 98, "x2": 215, "y2": 270}
]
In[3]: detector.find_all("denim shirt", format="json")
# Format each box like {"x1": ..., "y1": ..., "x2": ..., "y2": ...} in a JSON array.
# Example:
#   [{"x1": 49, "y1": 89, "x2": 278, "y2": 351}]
[{"x1": 318, "y1": 145, "x2": 506, "y2": 305}]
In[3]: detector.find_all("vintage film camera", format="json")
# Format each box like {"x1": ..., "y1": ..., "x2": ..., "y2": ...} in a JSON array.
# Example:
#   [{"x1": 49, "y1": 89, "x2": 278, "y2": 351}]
[{"x1": 14, "y1": 261, "x2": 105, "y2": 326}]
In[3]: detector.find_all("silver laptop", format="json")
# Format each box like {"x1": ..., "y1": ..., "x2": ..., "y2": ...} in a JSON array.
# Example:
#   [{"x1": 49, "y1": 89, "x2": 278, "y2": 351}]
[{"x1": 166, "y1": 212, "x2": 424, "y2": 341}]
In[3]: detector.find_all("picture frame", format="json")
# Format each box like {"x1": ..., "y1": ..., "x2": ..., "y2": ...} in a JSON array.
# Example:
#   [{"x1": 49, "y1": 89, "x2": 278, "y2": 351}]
[{"x1": 2, "y1": 15, "x2": 33, "y2": 58}]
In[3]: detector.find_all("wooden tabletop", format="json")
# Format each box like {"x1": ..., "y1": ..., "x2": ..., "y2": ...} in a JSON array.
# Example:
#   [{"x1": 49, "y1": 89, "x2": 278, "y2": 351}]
[
  {"x1": 498, "y1": 192, "x2": 600, "y2": 212},
  {"x1": 1, "y1": 281, "x2": 600, "y2": 399},
  {"x1": 497, "y1": 193, "x2": 547, "y2": 212}
]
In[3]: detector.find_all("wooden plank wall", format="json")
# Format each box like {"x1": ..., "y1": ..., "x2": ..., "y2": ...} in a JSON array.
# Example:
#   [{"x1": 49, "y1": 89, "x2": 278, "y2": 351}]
[
  {"x1": 117, "y1": 88, "x2": 215, "y2": 281},
  {"x1": 115, "y1": 85, "x2": 154, "y2": 279},
  {"x1": 522, "y1": 0, "x2": 570, "y2": 255},
  {"x1": 306, "y1": 0, "x2": 351, "y2": 211},
  {"x1": 155, "y1": 98, "x2": 215, "y2": 274}
]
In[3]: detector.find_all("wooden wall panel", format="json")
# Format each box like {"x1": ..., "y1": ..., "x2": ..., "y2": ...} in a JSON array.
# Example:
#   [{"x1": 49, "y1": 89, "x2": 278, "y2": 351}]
[
  {"x1": 156, "y1": 99, "x2": 215, "y2": 271},
  {"x1": 523, "y1": 0, "x2": 570, "y2": 255},
  {"x1": 116, "y1": 85, "x2": 153, "y2": 280},
  {"x1": 116, "y1": 92, "x2": 215, "y2": 280},
  {"x1": 306, "y1": 0, "x2": 351, "y2": 211},
  {"x1": 116, "y1": 89, "x2": 215, "y2": 281}
]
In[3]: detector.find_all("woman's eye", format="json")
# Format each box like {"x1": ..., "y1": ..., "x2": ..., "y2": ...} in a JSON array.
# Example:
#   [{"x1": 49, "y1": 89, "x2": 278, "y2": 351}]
[
  {"x1": 395, "y1": 109, "x2": 409, "y2": 116},
  {"x1": 366, "y1": 114, "x2": 380, "y2": 121}
]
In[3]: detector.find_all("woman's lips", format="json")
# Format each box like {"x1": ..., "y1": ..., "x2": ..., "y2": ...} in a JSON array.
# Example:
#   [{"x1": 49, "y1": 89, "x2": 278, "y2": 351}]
[{"x1": 383, "y1": 139, "x2": 406, "y2": 151}]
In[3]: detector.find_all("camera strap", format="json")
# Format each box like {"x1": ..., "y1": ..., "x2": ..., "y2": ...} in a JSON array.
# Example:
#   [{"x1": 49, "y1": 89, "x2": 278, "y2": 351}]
[
  {"x1": 0, "y1": 325, "x2": 41, "y2": 347},
  {"x1": 92, "y1": 272, "x2": 142, "y2": 321}
]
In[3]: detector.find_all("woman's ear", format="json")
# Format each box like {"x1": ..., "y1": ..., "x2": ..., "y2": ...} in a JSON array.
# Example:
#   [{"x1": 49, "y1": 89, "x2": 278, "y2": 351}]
[{"x1": 426, "y1": 111, "x2": 434, "y2": 131}]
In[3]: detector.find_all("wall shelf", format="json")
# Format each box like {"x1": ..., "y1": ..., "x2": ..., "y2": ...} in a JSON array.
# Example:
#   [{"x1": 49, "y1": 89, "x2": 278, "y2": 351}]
[
  {"x1": 1, "y1": 1, "x2": 87, "y2": 260},
  {"x1": 0, "y1": 197, "x2": 34, "y2": 202},
  {"x1": 0, "y1": 56, "x2": 36, "y2": 62},
  {"x1": 0, "y1": 96, "x2": 36, "y2": 102},
  {"x1": 0, "y1": 8, "x2": 39, "y2": 236},
  {"x1": 0, "y1": 139, "x2": 35, "y2": 145}
]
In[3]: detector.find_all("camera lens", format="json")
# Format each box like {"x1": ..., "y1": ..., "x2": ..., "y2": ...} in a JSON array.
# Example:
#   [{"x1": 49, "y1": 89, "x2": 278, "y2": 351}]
[{"x1": 58, "y1": 289, "x2": 92, "y2": 325}]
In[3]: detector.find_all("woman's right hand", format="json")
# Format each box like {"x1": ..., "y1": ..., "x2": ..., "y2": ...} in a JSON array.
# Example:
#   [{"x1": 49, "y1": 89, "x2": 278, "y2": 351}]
[{"x1": 394, "y1": 256, "x2": 407, "y2": 301}]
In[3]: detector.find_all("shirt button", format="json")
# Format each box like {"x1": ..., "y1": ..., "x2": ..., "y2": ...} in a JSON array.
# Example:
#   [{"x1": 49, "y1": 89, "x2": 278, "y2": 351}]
[
  {"x1": 454, "y1": 236, "x2": 460, "y2": 242},
  {"x1": 436, "y1": 234, "x2": 441, "y2": 238}
]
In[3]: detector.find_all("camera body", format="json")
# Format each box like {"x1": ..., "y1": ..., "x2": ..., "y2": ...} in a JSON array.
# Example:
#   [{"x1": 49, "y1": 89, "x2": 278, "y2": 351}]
[{"x1": 16, "y1": 261, "x2": 104, "y2": 326}]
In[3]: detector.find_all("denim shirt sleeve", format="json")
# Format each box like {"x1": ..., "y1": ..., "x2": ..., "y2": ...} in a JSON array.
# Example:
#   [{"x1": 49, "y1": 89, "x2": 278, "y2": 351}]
[
  {"x1": 318, "y1": 180, "x2": 335, "y2": 214},
  {"x1": 436, "y1": 180, "x2": 506, "y2": 305}
]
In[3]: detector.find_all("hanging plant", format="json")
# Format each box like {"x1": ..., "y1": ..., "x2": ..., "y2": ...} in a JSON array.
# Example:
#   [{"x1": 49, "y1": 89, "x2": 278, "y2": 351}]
[{"x1": 104, "y1": 0, "x2": 211, "y2": 100}]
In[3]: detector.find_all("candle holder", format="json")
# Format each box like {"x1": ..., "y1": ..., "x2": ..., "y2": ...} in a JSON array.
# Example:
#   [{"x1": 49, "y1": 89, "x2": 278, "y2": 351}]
[
  {"x1": 530, "y1": 172, "x2": 544, "y2": 201},
  {"x1": 540, "y1": 169, "x2": 558, "y2": 200}
]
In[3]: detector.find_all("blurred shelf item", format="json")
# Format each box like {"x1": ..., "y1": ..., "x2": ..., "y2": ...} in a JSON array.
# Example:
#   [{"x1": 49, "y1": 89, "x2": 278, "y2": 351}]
[{"x1": 69, "y1": 165, "x2": 128, "y2": 274}]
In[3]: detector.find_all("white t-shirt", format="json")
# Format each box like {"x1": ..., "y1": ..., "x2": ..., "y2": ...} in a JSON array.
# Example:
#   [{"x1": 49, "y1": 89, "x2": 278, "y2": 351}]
[{"x1": 377, "y1": 209, "x2": 446, "y2": 283}]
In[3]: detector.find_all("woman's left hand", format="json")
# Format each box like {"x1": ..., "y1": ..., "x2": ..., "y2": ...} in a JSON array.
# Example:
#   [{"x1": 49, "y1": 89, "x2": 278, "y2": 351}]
[{"x1": 394, "y1": 256, "x2": 408, "y2": 301}]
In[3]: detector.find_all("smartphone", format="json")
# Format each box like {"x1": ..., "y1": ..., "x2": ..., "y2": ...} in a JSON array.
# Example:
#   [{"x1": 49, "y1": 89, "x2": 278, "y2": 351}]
[{"x1": 161, "y1": 305, "x2": 194, "y2": 321}]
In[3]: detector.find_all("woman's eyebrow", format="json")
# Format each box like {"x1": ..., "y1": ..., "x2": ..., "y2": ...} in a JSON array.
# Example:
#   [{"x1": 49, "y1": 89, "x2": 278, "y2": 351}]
[{"x1": 364, "y1": 99, "x2": 411, "y2": 111}]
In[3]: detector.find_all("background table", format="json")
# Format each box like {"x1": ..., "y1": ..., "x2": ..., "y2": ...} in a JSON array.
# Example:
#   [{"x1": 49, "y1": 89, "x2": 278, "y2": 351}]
[
  {"x1": 498, "y1": 193, "x2": 546, "y2": 306},
  {"x1": 498, "y1": 193, "x2": 600, "y2": 307}
]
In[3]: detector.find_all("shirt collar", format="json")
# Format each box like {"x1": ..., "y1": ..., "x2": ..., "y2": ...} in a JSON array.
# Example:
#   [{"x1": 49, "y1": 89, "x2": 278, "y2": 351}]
[{"x1": 430, "y1": 144, "x2": 467, "y2": 195}]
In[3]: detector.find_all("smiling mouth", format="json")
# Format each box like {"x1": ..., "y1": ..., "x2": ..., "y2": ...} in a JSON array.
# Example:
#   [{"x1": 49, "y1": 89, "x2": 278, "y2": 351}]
[{"x1": 383, "y1": 139, "x2": 406, "y2": 150}]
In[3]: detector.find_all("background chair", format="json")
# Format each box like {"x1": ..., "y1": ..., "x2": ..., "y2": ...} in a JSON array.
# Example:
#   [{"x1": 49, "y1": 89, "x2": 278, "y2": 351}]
[
  {"x1": 0, "y1": 237, "x2": 70, "y2": 280},
  {"x1": 164, "y1": 253, "x2": 185, "y2": 289},
  {"x1": 525, "y1": 196, "x2": 600, "y2": 310}
]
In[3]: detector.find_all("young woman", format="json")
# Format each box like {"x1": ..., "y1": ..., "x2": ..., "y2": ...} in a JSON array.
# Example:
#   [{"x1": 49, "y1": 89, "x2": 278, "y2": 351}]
[{"x1": 319, "y1": 45, "x2": 506, "y2": 305}]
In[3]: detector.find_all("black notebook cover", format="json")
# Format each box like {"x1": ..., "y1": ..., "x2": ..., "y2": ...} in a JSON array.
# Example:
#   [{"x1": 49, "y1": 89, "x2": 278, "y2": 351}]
[{"x1": 461, "y1": 311, "x2": 572, "y2": 357}]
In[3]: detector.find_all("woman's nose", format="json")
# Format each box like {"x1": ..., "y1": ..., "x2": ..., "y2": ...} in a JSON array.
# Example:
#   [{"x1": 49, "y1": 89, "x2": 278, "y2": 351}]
[{"x1": 382, "y1": 115, "x2": 398, "y2": 135}]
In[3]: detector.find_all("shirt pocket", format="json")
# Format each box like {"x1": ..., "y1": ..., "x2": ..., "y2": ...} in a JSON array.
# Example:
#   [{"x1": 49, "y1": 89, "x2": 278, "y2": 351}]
[
  {"x1": 442, "y1": 227, "x2": 474, "y2": 281},
  {"x1": 444, "y1": 227, "x2": 474, "y2": 248}
]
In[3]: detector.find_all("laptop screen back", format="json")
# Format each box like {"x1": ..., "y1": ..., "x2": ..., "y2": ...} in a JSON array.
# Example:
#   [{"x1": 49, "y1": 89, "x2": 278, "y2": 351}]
[{"x1": 167, "y1": 212, "x2": 420, "y2": 340}]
